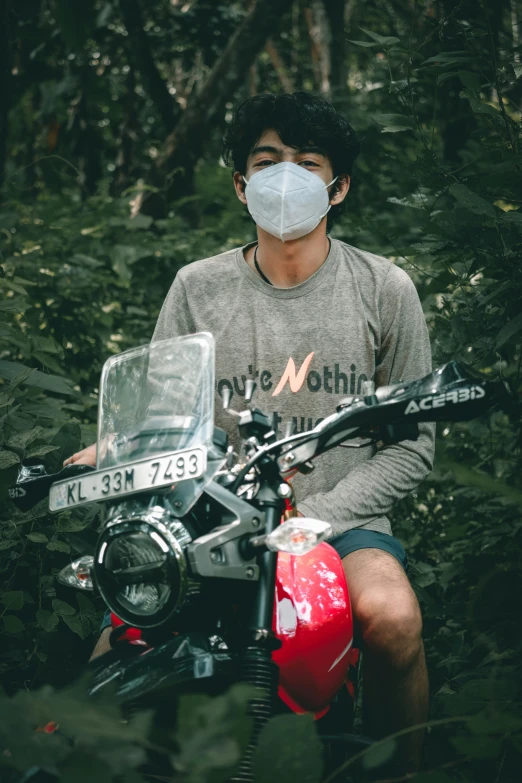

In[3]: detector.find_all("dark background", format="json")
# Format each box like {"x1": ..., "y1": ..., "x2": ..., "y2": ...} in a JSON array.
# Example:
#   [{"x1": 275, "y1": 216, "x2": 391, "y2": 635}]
[{"x1": 0, "y1": 1, "x2": 521, "y2": 781}]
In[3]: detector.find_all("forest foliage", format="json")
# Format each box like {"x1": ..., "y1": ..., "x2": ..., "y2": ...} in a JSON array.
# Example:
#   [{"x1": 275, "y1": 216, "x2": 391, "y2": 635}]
[{"x1": 0, "y1": 0, "x2": 521, "y2": 781}]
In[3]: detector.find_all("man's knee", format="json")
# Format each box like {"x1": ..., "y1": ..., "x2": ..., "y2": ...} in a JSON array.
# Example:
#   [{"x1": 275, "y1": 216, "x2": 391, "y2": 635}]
[{"x1": 354, "y1": 588, "x2": 423, "y2": 670}]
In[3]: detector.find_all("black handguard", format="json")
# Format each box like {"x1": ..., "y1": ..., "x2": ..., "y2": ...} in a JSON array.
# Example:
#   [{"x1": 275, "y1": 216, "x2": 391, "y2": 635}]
[
  {"x1": 275, "y1": 361, "x2": 507, "y2": 473},
  {"x1": 9, "y1": 463, "x2": 95, "y2": 513}
]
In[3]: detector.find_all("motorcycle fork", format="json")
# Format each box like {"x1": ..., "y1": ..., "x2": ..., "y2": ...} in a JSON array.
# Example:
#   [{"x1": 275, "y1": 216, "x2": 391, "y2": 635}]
[{"x1": 233, "y1": 478, "x2": 283, "y2": 782}]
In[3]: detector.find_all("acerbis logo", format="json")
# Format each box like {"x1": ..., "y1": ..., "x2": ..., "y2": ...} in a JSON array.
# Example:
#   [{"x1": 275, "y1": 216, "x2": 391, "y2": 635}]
[
  {"x1": 404, "y1": 385, "x2": 485, "y2": 415},
  {"x1": 8, "y1": 486, "x2": 26, "y2": 499}
]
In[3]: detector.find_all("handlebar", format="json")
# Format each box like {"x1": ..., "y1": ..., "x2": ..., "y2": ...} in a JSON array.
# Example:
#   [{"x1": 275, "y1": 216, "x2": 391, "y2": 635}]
[
  {"x1": 230, "y1": 361, "x2": 506, "y2": 491},
  {"x1": 9, "y1": 361, "x2": 507, "y2": 511}
]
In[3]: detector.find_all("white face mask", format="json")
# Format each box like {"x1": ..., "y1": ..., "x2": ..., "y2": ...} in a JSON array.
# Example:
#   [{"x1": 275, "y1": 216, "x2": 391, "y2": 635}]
[{"x1": 243, "y1": 161, "x2": 337, "y2": 242}]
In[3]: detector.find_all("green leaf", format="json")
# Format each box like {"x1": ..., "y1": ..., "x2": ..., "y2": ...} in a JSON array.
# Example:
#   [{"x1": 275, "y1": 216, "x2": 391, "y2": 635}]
[
  {"x1": 449, "y1": 184, "x2": 496, "y2": 218},
  {"x1": 501, "y1": 210, "x2": 522, "y2": 229},
  {"x1": 52, "y1": 598, "x2": 76, "y2": 616},
  {"x1": 174, "y1": 684, "x2": 256, "y2": 783},
  {"x1": 0, "y1": 278, "x2": 28, "y2": 295},
  {"x1": 0, "y1": 296, "x2": 30, "y2": 312},
  {"x1": 47, "y1": 539, "x2": 71, "y2": 553},
  {"x1": 359, "y1": 27, "x2": 400, "y2": 46},
  {"x1": 495, "y1": 312, "x2": 522, "y2": 350},
  {"x1": 478, "y1": 281, "x2": 512, "y2": 305},
  {"x1": 467, "y1": 710, "x2": 522, "y2": 734},
  {"x1": 76, "y1": 593, "x2": 96, "y2": 616},
  {"x1": 362, "y1": 738, "x2": 397, "y2": 770},
  {"x1": 388, "y1": 194, "x2": 428, "y2": 209},
  {"x1": 0, "y1": 360, "x2": 76, "y2": 395},
  {"x1": 62, "y1": 612, "x2": 90, "y2": 638},
  {"x1": 26, "y1": 532, "x2": 49, "y2": 543},
  {"x1": 33, "y1": 351, "x2": 65, "y2": 374},
  {"x1": 31, "y1": 336, "x2": 62, "y2": 355},
  {"x1": 254, "y1": 714, "x2": 323, "y2": 783},
  {"x1": 113, "y1": 245, "x2": 153, "y2": 266},
  {"x1": 125, "y1": 214, "x2": 154, "y2": 231},
  {"x1": 0, "y1": 449, "x2": 20, "y2": 469},
  {"x1": 70, "y1": 253, "x2": 104, "y2": 269},
  {"x1": 36, "y1": 609, "x2": 60, "y2": 632},
  {"x1": 381, "y1": 125, "x2": 413, "y2": 134},
  {"x1": 422, "y1": 51, "x2": 476, "y2": 66},
  {"x1": 0, "y1": 391, "x2": 14, "y2": 408},
  {"x1": 0, "y1": 539, "x2": 18, "y2": 550},
  {"x1": 55, "y1": 517, "x2": 89, "y2": 532},
  {"x1": 347, "y1": 39, "x2": 379, "y2": 48},
  {"x1": 451, "y1": 735, "x2": 503, "y2": 759},
  {"x1": 438, "y1": 457, "x2": 522, "y2": 503},
  {"x1": 410, "y1": 561, "x2": 436, "y2": 588},
  {"x1": 3, "y1": 615, "x2": 25, "y2": 634},
  {"x1": 468, "y1": 98, "x2": 499, "y2": 116},
  {"x1": 9, "y1": 367, "x2": 37, "y2": 389},
  {"x1": 112, "y1": 245, "x2": 153, "y2": 284},
  {"x1": 458, "y1": 70, "x2": 481, "y2": 95},
  {"x1": 1, "y1": 590, "x2": 24, "y2": 610},
  {"x1": 373, "y1": 114, "x2": 414, "y2": 133},
  {"x1": 6, "y1": 426, "x2": 44, "y2": 451},
  {"x1": 25, "y1": 444, "x2": 60, "y2": 459},
  {"x1": 75, "y1": 594, "x2": 98, "y2": 634}
]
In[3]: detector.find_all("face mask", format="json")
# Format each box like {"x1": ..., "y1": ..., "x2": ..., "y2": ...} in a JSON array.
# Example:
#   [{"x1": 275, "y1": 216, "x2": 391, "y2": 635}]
[{"x1": 243, "y1": 161, "x2": 337, "y2": 242}]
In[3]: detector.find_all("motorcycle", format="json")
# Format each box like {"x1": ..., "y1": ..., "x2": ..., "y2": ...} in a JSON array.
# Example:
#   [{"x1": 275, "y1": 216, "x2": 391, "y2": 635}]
[{"x1": 10, "y1": 332, "x2": 504, "y2": 781}]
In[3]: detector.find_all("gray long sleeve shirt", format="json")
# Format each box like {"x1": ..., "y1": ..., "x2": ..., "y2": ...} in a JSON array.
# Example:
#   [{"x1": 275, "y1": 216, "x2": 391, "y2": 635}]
[{"x1": 152, "y1": 238, "x2": 435, "y2": 538}]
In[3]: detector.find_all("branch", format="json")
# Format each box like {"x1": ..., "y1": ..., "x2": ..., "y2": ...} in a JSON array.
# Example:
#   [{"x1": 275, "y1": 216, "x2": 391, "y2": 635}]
[
  {"x1": 119, "y1": 0, "x2": 179, "y2": 131},
  {"x1": 156, "y1": 0, "x2": 294, "y2": 193},
  {"x1": 265, "y1": 39, "x2": 294, "y2": 93},
  {"x1": 304, "y1": 1, "x2": 331, "y2": 96}
]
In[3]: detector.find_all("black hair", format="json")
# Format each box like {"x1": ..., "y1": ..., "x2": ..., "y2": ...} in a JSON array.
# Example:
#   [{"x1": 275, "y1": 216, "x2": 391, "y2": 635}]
[{"x1": 222, "y1": 91, "x2": 360, "y2": 230}]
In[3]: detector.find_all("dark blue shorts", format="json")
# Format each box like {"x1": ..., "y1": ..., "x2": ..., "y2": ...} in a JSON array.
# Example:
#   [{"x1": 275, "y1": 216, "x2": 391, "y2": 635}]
[
  {"x1": 328, "y1": 529, "x2": 408, "y2": 573},
  {"x1": 99, "y1": 530, "x2": 408, "y2": 633}
]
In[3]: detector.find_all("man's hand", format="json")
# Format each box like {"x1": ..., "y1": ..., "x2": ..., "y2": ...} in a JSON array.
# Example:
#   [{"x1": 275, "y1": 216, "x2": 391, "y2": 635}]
[{"x1": 63, "y1": 443, "x2": 97, "y2": 468}]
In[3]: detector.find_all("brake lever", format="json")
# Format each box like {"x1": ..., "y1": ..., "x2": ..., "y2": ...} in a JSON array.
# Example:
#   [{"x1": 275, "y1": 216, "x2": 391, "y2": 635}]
[{"x1": 9, "y1": 462, "x2": 96, "y2": 512}]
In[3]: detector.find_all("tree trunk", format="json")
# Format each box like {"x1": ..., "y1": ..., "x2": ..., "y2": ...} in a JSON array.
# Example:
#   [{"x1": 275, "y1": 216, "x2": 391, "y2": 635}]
[
  {"x1": 323, "y1": 0, "x2": 346, "y2": 99},
  {"x1": 438, "y1": 0, "x2": 478, "y2": 163},
  {"x1": 144, "y1": 0, "x2": 295, "y2": 214},
  {"x1": 0, "y1": 0, "x2": 12, "y2": 192},
  {"x1": 266, "y1": 39, "x2": 295, "y2": 93},
  {"x1": 110, "y1": 68, "x2": 139, "y2": 195},
  {"x1": 119, "y1": 0, "x2": 179, "y2": 132},
  {"x1": 304, "y1": 1, "x2": 331, "y2": 96}
]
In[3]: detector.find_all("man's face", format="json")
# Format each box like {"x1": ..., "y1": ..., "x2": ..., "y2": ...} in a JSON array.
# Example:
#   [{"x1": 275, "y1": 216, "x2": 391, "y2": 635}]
[{"x1": 233, "y1": 128, "x2": 350, "y2": 207}]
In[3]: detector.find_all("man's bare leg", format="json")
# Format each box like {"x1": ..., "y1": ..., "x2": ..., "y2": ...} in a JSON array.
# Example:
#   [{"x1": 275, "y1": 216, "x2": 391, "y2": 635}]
[
  {"x1": 89, "y1": 627, "x2": 112, "y2": 661},
  {"x1": 342, "y1": 548, "x2": 429, "y2": 773}
]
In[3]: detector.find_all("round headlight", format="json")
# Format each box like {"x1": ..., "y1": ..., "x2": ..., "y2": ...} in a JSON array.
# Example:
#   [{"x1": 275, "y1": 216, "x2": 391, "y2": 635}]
[{"x1": 94, "y1": 511, "x2": 190, "y2": 629}]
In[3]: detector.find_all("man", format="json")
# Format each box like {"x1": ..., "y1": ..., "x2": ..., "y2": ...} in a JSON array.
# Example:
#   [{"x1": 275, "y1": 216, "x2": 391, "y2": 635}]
[{"x1": 67, "y1": 91, "x2": 434, "y2": 773}]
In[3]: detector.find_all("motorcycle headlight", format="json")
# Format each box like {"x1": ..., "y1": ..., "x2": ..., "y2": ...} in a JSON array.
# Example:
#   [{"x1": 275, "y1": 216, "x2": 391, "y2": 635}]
[{"x1": 94, "y1": 506, "x2": 191, "y2": 628}]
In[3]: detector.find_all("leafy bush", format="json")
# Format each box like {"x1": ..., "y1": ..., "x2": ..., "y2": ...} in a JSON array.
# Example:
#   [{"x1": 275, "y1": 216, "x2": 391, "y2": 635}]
[{"x1": 1, "y1": 2, "x2": 522, "y2": 781}]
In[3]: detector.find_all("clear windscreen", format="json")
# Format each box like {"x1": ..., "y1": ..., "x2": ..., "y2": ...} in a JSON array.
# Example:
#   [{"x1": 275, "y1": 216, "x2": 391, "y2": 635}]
[{"x1": 97, "y1": 332, "x2": 215, "y2": 471}]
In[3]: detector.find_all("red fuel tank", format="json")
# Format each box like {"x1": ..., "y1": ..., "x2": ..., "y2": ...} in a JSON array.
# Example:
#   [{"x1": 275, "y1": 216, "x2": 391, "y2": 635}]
[{"x1": 272, "y1": 542, "x2": 355, "y2": 715}]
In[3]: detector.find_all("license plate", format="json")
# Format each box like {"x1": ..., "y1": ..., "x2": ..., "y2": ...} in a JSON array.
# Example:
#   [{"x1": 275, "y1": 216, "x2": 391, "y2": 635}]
[{"x1": 49, "y1": 447, "x2": 207, "y2": 512}]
